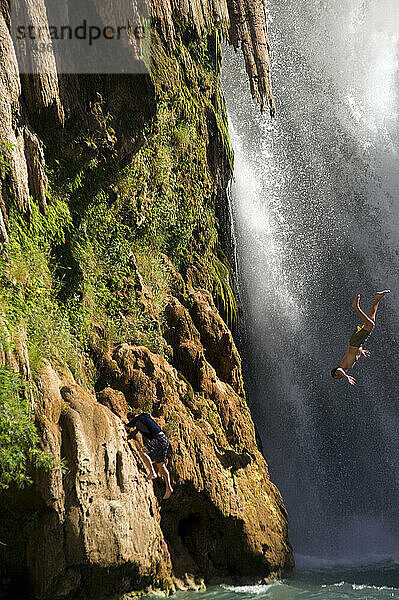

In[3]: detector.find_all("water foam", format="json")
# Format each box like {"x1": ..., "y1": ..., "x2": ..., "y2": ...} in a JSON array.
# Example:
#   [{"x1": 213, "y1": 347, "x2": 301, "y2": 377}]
[{"x1": 221, "y1": 583, "x2": 282, "y2": 594}]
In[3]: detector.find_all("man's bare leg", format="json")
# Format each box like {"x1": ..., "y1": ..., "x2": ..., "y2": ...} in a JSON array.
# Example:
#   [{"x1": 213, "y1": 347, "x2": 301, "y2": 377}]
[
  {"x1": 352, "y1": 294, "x2": 375, "y2": 330},
  {"x1": 140, "y1": 448, "x2": 158, "y2": 480},
  {"x1": 156, "y1": 463, "x2": 174, "y2": 499},
  {"x1": 368, "y1": 290, "x2": 390, "y2": 322}
]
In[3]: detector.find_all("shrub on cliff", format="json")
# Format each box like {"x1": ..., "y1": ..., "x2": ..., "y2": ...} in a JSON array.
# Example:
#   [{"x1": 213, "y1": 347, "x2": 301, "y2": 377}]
[{"x1": 0, "y1": 366, "x2": 53, "y2": 489}]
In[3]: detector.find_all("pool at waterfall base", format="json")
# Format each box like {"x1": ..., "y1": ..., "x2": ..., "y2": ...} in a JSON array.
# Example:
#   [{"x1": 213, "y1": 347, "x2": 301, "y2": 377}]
[{"x1": 163, "y1": 557, "x2": 399, "y2": 600}]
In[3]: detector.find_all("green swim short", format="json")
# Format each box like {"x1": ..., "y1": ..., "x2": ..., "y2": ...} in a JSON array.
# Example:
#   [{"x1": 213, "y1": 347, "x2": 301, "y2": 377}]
[{"x1": 349, "y1": 324, "x2": 371, "y2": 348}]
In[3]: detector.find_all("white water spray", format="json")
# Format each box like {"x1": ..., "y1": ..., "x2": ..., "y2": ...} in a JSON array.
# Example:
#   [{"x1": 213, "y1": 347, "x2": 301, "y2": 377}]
[{"x1": 223, "y1": 0, "x2": 399, "y2": 560}]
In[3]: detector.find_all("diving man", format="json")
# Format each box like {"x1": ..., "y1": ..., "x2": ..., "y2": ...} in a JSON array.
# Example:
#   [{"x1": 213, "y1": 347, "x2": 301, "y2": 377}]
[{"x1": 331, "y1": 290, "x2": 390, "y2": 386}]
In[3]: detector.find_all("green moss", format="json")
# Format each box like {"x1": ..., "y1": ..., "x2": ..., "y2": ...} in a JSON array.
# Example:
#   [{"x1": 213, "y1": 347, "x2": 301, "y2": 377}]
[
  {"x1": 202, "y1": 396, "x2": 223, "y2": 432},
  {"x1": 0, "y1": 140, "x2": 14, "y2": 178},
  {"x1": 0, "y1": 199, "x2": 89, "y2": 381},
  {"x1": 212, "y1": 254, "x2": 238, "y2": 328},
  {"x1": 0, "y1": 22, "x2": 235, "y2": 392},
  {"x1": 114, "y1": 28, "x2": 230, "y2": 271}
]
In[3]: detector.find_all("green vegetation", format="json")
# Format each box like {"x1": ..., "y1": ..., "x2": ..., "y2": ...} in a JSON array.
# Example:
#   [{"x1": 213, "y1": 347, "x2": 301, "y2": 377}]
[
  {"x1": 0, "y1": 190, "x2": 173, "y2": 383},
  {"x1": 213, "y1": 256, "x2": 238, "y2": 327},
  {"x1": 0, "y1": 366, "x2": 53, "y2": 489},
  {"x1": 112, "y1": 28, "x2": 236, "y2": 322},
  {"x1": 0, "y1": 24, "x2": 236, "y2": 491},
  {"x1": 0, "y1": 140, "x2": 14, "y2": 177},
  {"x1": 0, "y1": 199, "x2": 87, "y2": 380}
]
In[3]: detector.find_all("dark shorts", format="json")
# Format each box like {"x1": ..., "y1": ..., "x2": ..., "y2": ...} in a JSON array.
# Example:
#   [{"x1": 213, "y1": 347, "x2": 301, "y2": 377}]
[
  {"x1": 145, "y1": 432, "x2": 169, "y2": 464},
  {"x1": 349, "y1": 324, "x2": 371, "y2": 348}
]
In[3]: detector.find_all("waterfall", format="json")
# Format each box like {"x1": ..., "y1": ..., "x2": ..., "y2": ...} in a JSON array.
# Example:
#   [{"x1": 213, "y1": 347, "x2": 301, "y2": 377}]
[{"x1": 222, "y1": 0, "x2": 399, "y2": 561}]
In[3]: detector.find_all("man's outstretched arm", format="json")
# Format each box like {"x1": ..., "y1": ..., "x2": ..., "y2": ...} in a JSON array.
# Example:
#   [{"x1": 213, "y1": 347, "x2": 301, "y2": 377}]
[{"x1": 336, "y1": 367, "x2": 356, "y2": 385}]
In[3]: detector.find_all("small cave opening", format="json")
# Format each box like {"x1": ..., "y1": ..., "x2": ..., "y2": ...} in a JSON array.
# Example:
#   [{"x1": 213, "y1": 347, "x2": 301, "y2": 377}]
[
  {"x1": 177, "y1": 513, "x2": 202, "y2": 546},
  {"x1": 116, "y1": 451, "x2": 124, "y2": 492}
]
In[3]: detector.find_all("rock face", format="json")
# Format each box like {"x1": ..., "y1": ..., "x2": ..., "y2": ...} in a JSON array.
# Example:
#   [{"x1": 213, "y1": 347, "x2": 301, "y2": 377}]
[
  {"x1": 16, "y1": 288, "x2": 292, "y2": 599},
  {"x1": 0, "y1": 0, "x2": 292, "y2": 597},
  {"x1": 27, "y1": 365, "x2": 173, "y2": 599},
  {"x1": 0, "y1": 0, "x2": 273, "y2": 242},
  {"x1": 149, "y1": 0, "x2": 275, "y2": 113}
]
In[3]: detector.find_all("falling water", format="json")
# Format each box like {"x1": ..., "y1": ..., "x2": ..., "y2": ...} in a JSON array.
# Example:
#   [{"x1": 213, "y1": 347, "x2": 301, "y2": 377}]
[{"x1": 222, "y1": 0, "x2": 399, "y2": 561}]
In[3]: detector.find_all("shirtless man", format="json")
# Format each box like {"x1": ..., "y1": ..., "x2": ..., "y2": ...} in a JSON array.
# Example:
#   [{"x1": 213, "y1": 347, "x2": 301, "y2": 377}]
[{"x1": 331, "y1": 290, "x2": 390, "y2": 385}]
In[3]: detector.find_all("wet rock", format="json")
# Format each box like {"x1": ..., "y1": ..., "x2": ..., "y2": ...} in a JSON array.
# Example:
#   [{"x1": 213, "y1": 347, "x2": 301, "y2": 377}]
[
  {"x1": 97, "y1": 386, "x2": 131, "y2": 421},
  {"x1": 104, "y1": 342, "x2": 293, "y2": 582},
  {"x1": 188, "y1": 289, "x2": 244, "y2": 396},
  {"x1": 1, "y1": 296, "x2": 292, "y2": 598}
]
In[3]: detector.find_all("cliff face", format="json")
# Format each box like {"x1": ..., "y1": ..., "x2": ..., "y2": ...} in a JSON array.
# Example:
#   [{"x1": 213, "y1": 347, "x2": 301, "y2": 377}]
[
  {"x1": 0, "y1": 0, "x2": 291, "y2": 598},
  {"x1": 8, "y1": 291, "x2": 292, "y2": 599},
  {"x1": 0, "y1": 0, "x2": 274, "y2": 246}
]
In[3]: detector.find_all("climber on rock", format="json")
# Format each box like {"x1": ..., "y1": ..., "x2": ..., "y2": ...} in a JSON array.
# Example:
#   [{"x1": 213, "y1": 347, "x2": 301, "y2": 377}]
[
  {"x1": 125, "y1": 411, "x2": 174, "y2": 499},
  {"x1": 331, "y1": 290, "x2": 390, "y2": 386}
]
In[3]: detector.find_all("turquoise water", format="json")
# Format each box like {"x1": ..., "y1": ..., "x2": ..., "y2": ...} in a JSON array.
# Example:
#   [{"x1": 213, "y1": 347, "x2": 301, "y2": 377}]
[{"x1": 167, "y1": 559, "x2": 399, "y2": 600}]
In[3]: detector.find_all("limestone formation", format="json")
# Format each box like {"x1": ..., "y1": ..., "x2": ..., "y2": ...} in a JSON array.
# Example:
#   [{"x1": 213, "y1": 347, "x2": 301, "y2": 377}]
[
  {"x1": 21, "y1": 288, "x2": 292, "y2": 598},
  {"x1": 0, "y1": 5, "x2": 30, "y2": 227},
  {"x1": 27, "y1": 364, "x2": 173, "y2": 599},
  {"x1": 0, "y1": 0, "x2": 273, "y2": 234},
  {"x1": 149, "y1": 0, "x2": 274, "y2": 113},
  {"x1": 22, "y1": 126, "x2": 48, "y2": 212}
]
